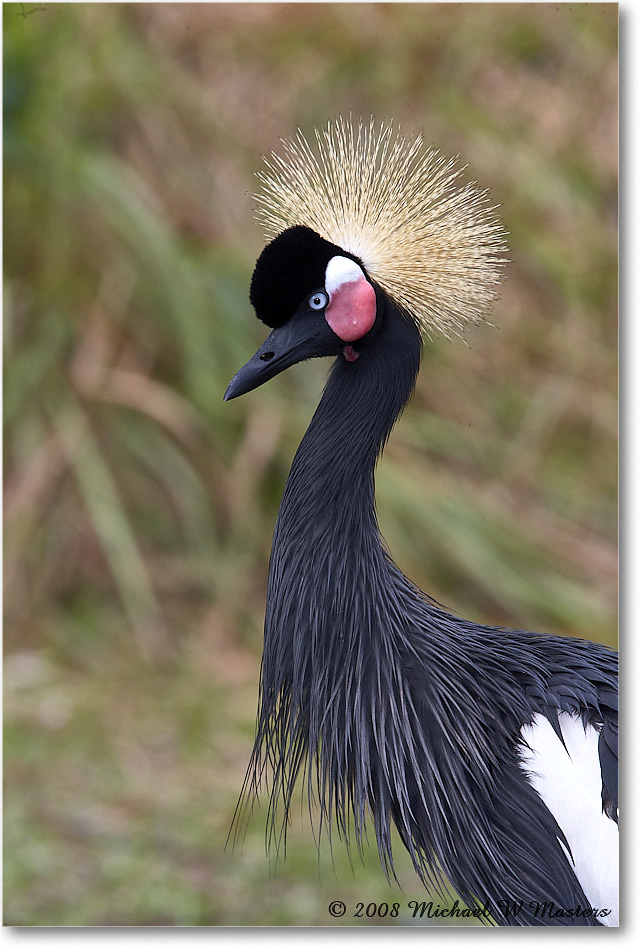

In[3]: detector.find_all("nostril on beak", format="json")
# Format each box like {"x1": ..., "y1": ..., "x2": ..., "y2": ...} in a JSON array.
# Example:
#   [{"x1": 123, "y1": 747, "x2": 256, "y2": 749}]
[{"x1": 260, "y1": 351, "x2": 275, "y2": 362}]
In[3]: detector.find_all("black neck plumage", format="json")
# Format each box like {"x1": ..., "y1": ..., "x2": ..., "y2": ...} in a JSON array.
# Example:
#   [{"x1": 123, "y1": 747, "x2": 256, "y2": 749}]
[
  {"x1": 277, "y1": 295, "x2": 421, "y2": 531},
  {"x1": 238, "y1": 297, "x2": 424, "y2": 858}
]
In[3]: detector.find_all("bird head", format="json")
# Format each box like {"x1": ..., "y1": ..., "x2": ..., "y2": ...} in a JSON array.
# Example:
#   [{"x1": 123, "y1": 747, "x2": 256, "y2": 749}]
[
  {"x1": 225, "y1": 225, "x2": 380, "y2": 399},
  {"x1": 225, "y1": 117, "x2": 506, "y2": 401}
]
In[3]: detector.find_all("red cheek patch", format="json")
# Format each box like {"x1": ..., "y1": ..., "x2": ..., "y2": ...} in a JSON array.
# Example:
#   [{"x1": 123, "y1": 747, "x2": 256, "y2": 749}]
[{"x1": 325, "y1": 277, "x2": 376, "y2": 343}]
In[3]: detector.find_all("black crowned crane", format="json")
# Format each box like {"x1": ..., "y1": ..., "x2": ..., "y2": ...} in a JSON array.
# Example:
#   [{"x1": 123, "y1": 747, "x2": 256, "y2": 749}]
[{"x1": 225, "y1": 117, "x2": 618, "y2": 926}]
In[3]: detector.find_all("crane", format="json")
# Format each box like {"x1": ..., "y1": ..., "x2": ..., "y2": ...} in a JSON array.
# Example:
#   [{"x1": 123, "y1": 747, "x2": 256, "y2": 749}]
[{"x1": 224, "y1": 117, "x2": 618, "y2": 926}]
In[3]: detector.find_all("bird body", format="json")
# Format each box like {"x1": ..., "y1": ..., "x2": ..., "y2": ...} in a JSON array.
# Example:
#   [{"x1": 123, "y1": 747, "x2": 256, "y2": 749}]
[{"x1": 225, "y1": 119, "x2": 618, "y2": 926}]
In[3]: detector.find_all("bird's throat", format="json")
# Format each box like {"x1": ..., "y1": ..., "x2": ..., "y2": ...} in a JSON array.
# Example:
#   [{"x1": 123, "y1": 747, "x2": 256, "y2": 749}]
[{"x1": 279, "y1": 301, "x2": 422, "y2": 527}]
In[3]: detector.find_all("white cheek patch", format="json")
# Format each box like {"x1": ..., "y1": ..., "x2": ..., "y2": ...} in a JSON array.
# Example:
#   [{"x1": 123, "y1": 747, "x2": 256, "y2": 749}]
[
  {"x1": 324, "y1": 255, "x2": 376, "y2": 343},
  {"x1": 325, "y1": 256, "x2": 365, "y2": 293}
]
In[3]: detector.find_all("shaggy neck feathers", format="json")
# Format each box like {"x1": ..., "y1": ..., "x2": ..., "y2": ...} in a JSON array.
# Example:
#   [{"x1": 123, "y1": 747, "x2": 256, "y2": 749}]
[{"x1": 239, "y1": 297, "x2": 422, "y2": 864}]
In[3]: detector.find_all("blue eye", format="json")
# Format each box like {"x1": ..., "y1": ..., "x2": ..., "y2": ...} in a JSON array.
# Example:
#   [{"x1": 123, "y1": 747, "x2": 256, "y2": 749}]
[{"x1": 308, "y1": 291, "x2": 328, "y2": 311}]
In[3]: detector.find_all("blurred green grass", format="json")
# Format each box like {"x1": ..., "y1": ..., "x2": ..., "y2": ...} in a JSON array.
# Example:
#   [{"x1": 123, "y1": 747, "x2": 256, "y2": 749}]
[{"x1": 3, "y1": 2, "x2": 617, "y2": 926}]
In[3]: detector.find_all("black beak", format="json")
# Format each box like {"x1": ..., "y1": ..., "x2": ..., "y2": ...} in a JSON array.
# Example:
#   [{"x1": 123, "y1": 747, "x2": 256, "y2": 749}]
[{"x1": 224, "y1": 311, "x2": 341, "y2": 401}]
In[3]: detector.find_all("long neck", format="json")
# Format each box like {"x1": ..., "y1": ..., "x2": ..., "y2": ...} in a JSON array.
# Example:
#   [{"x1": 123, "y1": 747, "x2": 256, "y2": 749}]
[
  {"x1": 272, "y1": 302, "x2": 422, "y2": 560},
  {"x1": 242, "y1": 300, "x2": 423, "y2": 858}
]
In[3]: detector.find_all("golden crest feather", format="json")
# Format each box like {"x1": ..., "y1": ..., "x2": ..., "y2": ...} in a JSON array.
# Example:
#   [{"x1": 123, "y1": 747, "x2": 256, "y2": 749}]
[{"x1": 254, "y1": 116, "x2": 508, "y2": 338}]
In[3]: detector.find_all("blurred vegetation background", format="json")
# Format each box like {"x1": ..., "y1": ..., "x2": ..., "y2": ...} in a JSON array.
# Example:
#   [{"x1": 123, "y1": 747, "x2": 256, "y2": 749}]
[{"x1": 4, "y1": 1, "x2": 617, "y2": 927}]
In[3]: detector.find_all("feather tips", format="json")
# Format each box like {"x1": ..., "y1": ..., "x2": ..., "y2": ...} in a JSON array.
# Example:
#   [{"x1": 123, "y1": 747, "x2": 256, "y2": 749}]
[{"x1": 254, "y1": 116, "x2": 508, "y2": 338}]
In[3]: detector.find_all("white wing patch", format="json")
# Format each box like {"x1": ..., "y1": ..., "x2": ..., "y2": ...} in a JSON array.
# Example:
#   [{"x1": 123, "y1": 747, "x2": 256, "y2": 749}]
[{"x1": 520, "y1": 712, "x2": 618, "y2": 926}]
